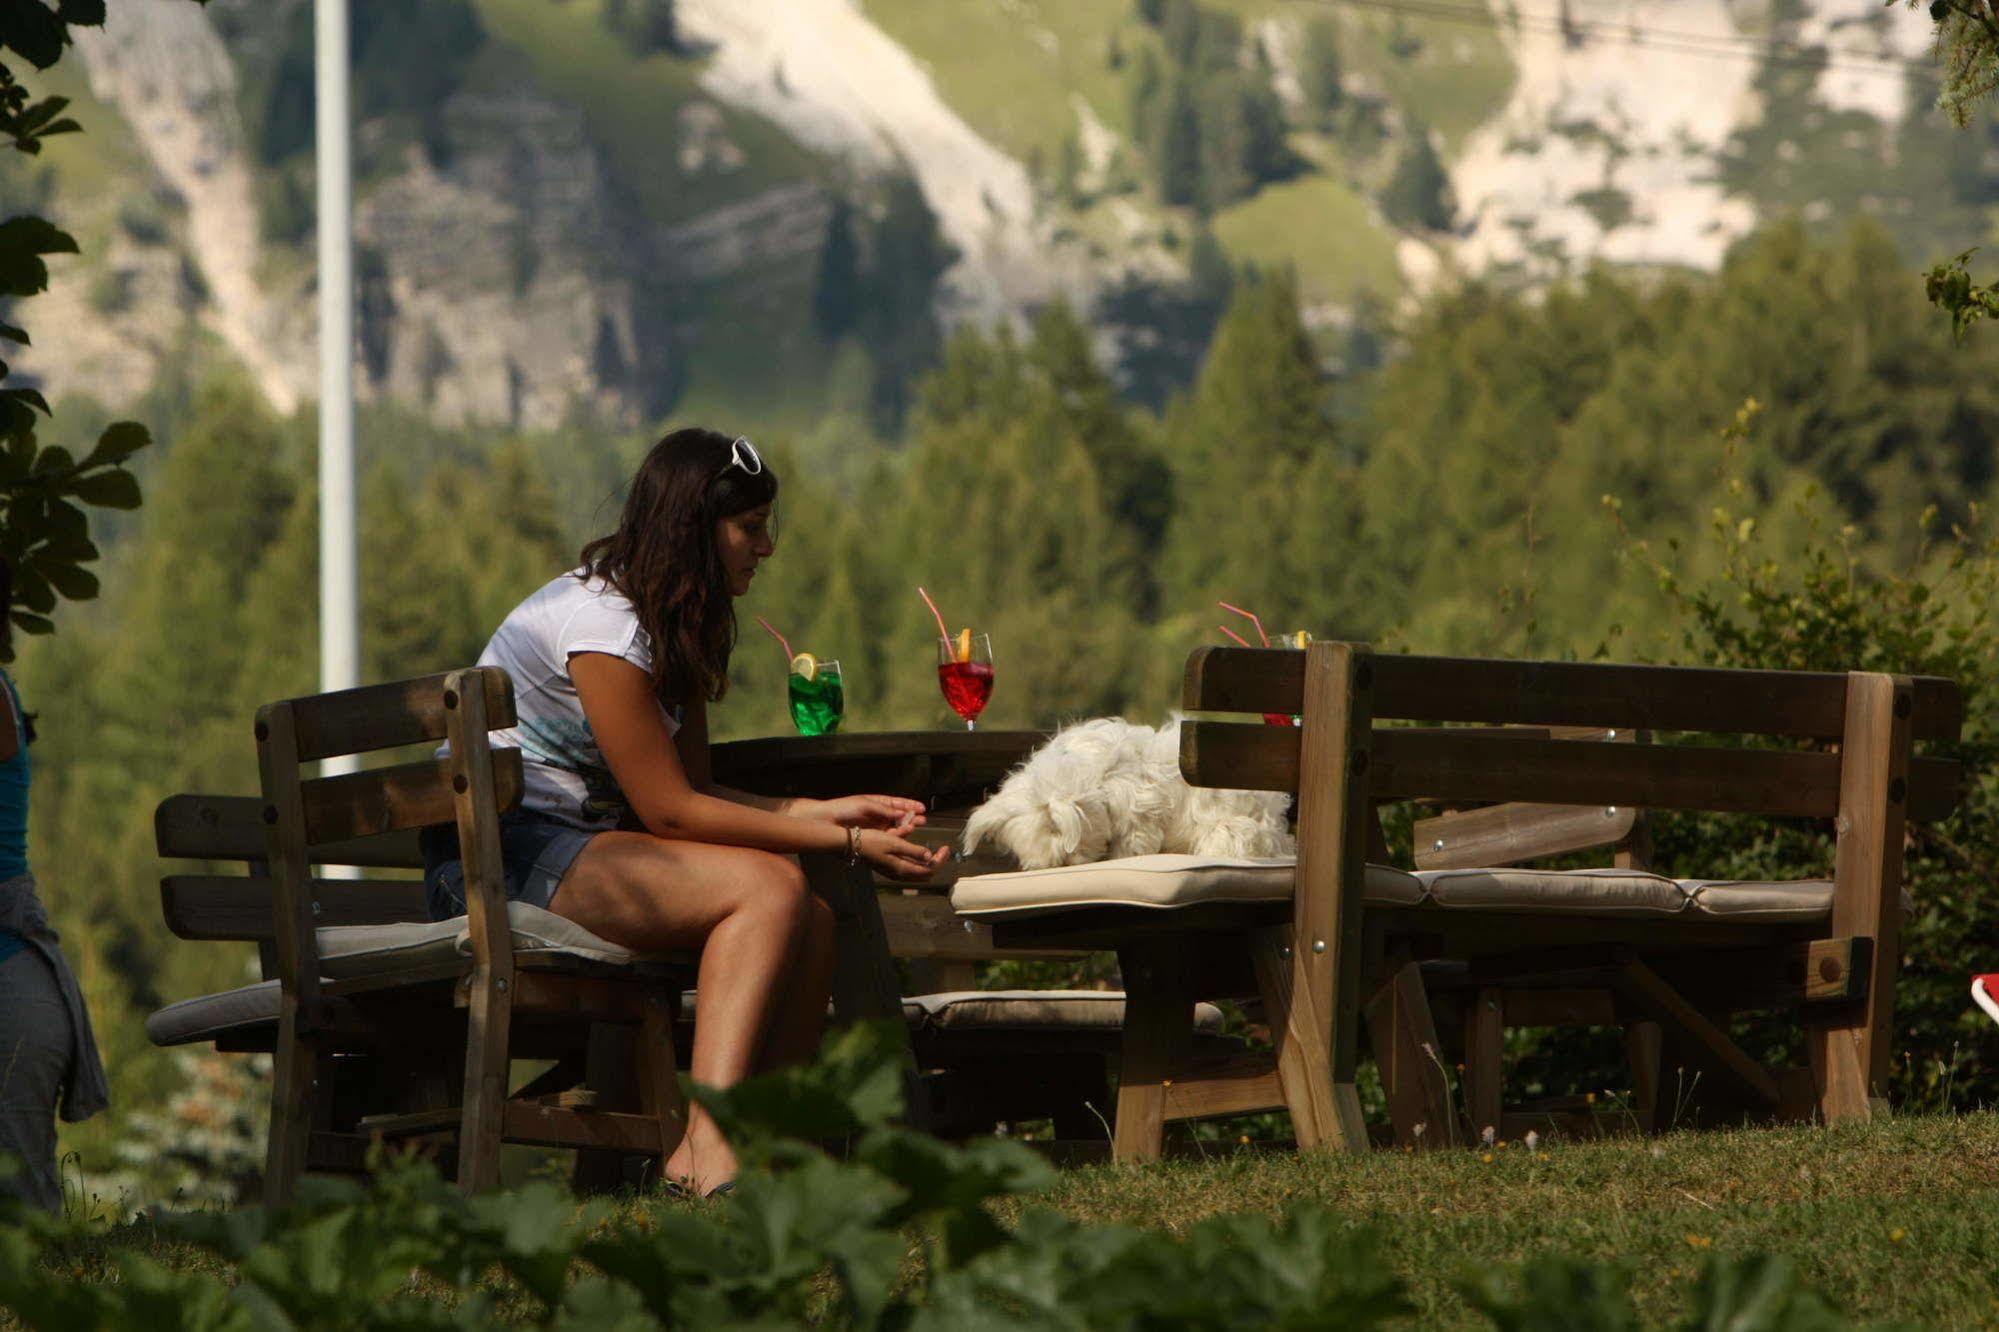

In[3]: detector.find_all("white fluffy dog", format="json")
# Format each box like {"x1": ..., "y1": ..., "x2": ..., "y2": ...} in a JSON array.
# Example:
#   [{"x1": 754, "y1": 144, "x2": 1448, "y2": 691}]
[{"x1": 961, "y1": 717, "x2": 1294, "y2": 870}]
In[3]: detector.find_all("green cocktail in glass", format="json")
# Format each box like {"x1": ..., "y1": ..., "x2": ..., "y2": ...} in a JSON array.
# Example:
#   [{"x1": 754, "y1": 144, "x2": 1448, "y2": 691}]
[{"x1": 787, "y1": 655, "x2": 845, "y2": 736}]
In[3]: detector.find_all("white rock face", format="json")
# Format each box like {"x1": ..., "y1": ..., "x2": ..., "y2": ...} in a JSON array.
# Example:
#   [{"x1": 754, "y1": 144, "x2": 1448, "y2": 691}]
[
  {"x1": 71, "y1": 0, "x2": 313, "y2": 410},
  {"x1": 676, "y1": 0, "x2": 1074, "y2": 324},
  {"x1": 1442, "y1": 0, "x2": 1933, "y2": 284}
]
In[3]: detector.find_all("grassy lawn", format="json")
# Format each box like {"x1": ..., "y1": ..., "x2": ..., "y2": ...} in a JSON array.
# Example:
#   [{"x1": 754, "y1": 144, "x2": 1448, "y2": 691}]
[
  {"x1": 860, "y1": 0, "x2": 1138, "y2": 162},
  {"x1": 1202, "y1": 0, "x2": 1517, "y2": 156},
  {"x1": 1032, "y1": 1113, "x2": 1999, "y2": 1327},
  {"x1": 54, "y1": 1113, "x2": 1999, "y2": 1327},
  {"x1": 1210, "y1": 172, "x2": 1404, "y2": 304}
]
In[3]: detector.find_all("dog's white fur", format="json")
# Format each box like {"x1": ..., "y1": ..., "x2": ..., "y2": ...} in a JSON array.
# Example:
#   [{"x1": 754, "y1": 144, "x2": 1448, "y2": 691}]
[{"x1": 961, "y1": 717, "x2": 1294, "y2": 870}]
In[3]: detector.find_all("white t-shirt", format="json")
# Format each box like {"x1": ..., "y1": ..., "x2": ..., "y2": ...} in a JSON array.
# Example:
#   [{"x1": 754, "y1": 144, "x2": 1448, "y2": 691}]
[{"x1": 479, "y1": 571, "x2": 681, "y2": 830}]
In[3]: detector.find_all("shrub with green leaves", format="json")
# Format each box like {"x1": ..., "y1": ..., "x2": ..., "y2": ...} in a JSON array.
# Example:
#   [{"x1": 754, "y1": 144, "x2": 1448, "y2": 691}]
[
  {"x1": 1546, "y1": 403, "x2": 1999, "y2": 1111},
  {"x1": 0, "y1": 1024, "x2": 1870, "y2": 1329},
  {"x1": 0, "y1": 4, "x2": 152, "y2": 652}
]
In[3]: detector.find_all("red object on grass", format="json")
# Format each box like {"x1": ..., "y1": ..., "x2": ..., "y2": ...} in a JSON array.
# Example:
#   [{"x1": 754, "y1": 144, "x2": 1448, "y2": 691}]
[{"x1": 1973, "y1": 975, "x2": 1999, "y2": 1026}]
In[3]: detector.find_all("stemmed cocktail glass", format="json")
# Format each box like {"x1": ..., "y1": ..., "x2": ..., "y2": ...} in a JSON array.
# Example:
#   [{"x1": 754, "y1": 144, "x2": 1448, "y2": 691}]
[{"x1": 937, "y1": 631, "x2": 994, "y2": 730}]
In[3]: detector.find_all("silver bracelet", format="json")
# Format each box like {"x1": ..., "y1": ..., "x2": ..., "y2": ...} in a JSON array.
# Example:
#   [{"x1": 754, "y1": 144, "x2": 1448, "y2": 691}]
[{"x1": 846, "y1": 825, "x2": 862, "y2": 866}]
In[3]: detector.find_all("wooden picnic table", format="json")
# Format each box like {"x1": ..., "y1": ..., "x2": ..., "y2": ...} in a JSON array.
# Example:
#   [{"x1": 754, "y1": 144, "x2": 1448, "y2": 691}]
[
  {"x1": 709, "y1": 729, "x2": 1049, "y2": 1024},
  {"x1": 710, "y1": 729, "x2": 1044, "y2": 815}
]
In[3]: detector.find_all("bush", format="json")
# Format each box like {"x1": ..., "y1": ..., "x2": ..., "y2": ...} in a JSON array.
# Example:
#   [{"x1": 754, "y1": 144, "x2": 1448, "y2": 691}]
[
  {"x1": 0, "y1": 1023, "x2": 1864, "y2": 1329},
  {"x1": 1533, "y1": 403, "x2": 1999, "y2": 1111}
]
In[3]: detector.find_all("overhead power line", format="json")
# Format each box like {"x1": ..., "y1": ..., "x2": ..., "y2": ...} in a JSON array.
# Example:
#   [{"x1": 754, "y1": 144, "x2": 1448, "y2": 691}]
[{"x1": 1293, "y1": 0, "x2": 1938, "y2": 78}]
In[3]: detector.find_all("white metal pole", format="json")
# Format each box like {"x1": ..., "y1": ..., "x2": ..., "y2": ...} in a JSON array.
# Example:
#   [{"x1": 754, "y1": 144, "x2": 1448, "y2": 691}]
[{"x1": 315, "y1": 0, "x2": 359, "y2": 736}]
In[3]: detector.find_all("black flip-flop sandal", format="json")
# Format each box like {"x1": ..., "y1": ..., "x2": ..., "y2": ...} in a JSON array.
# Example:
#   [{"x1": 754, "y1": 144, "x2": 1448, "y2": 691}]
[{"x1": 702, "y1": 1180, "x2": 736, "y2": 1200}]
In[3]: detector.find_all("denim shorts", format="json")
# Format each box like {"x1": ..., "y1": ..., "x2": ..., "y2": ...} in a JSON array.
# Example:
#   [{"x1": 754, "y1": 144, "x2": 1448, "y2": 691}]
[{"x1": 420, "y1": 810, "x2": 598, "y2": 920}]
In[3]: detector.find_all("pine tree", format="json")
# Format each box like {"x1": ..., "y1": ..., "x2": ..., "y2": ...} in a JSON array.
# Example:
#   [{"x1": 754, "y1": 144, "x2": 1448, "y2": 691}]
[
  {"x1": 1159, "y1": 269, "x2": 1358, "y2": 629},
  {"x1": 1300, "y1": 18, "x2": 1343, "y2": 126},
  {"x1": 1153, "y1": 77, "x2": 1202, "y2": 207},
  {"x1": 1128, "y1": 47, "x2": 1162, "y2": 146},
  {"x1": 1194, "y1": 76, "x2": 1252, "y2": 212},
  {"x1": 603, "y1": 0, "x2": 676, "y2": 56},
  {"x1": 860, "y1": 175, "x2": 955, "y2": 433},
  {"x1": 1383, "y1": 124, "x2": 1453, "y2": 232},
  {"x1": 812, "y1": 196, "x2": 862, "y2": 340}
]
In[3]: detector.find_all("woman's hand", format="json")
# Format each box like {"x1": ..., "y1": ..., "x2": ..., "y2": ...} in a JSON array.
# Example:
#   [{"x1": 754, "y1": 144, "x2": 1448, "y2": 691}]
[
  {"x1": 856, "y1": 828, "x2": 950, "y2": 881},
  {"x1": 793, "y1": 794, "x2": 927, "y2": 834}
]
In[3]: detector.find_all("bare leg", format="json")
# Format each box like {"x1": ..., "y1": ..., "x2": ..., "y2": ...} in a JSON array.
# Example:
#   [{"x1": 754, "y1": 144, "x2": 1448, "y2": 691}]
[
  {"x1": 549, "y1": 834, "x2": 814, "y2": 1194},
  {"x1": 757, "y1": 892, "x2": 837, "y2": 1072}
]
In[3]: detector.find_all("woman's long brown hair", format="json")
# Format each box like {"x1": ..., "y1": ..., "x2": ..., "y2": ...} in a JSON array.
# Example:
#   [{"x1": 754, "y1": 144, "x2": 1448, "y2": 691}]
[{"x1": 578, "y1": 427, "x2": 778, "y2": 706}]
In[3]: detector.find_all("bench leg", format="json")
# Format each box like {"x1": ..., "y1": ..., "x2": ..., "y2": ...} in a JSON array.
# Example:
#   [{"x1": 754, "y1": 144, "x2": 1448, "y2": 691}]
[
  {"x1": 637, "y1": 993, "x2": 689, "y2": 1166},
  {"x1": 1112, "y1": 940, "x2": 1196, "y2": 1163},
  {"x1": 1253, "y1": 926, "x2": 1366, "y2": 1153},
  {"x1": 264, "y1": 1006, "x2": 317, "y2": 1207},
  {"x1": 1626, "y1": 1019, "x2": 1663, "y2": 1134},
  {"x1": 456, "y1": 972, "x2": 513, "y2": 1194},
  {"x1": 1463, "y1": 986, "x2": 1504, "y2": 1143},
  {"x1": 1806, "y1": 1023, "x2": 1875, "y2": 1123},
  {"x1": 1364, "y1": 962, "x2": 1454, "y2": 1149},
  {"x1": 574, "y1": 1022, "x2": 636, "y2": 1195}
]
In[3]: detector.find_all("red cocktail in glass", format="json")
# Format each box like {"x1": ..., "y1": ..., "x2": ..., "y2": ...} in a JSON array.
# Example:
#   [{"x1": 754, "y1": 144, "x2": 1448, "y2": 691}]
[{"x1": 937, "y1": 632, "x2": 994, "y2": 730}]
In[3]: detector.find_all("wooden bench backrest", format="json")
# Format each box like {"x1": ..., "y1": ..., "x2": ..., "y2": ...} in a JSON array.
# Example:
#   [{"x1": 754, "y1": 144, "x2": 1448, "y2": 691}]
[
  {"x1": 153, "y1": 671, "x2": 523, "y2": 956},
  {"x1": 256, "y1": 668, "x2": 519, "y2": 1014},
  {"x1": 155, "y1": 794, "x2": 429, "y2": 948},
  {"x1": 1180, "y1": 647, "x2": 1963, "y2": 819},
  {"x1": 1411, "y1": 727, "x2": 1651, "y2": 871},
  {"x1": 1179, "y1": 642, "x2": 1964, "y2": 1101}
]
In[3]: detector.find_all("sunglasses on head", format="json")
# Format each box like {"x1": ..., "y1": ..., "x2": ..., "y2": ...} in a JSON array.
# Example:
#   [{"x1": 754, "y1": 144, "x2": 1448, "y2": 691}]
[{"x1": 722, "y1": 435, "x2": 763, "y2": 477}]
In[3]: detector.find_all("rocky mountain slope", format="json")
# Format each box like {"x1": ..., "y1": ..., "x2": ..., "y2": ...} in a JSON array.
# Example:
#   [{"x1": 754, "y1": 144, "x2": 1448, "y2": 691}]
[{"x1": 15, "y1": 0, "x2": 1969, "y2": 438}]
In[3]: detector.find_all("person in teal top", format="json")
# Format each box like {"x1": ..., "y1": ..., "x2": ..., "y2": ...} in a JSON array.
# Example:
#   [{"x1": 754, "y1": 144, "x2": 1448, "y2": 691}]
[
  {"x1": 0, "y1": 560, "x2": 107, "y2": 1212},
  {"x1": 0, "y1": 670, "x2": 32, "y2": 970}
]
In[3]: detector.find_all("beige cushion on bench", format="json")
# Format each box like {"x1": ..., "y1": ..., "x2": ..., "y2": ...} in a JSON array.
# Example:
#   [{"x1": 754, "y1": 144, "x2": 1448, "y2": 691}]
[
  {"x1": 1415, "y1": 867, "x2": 1689, "y2": 917},
  {"x1": 317, "y1": 901, "x2": 647, "y2": 978},
  {"x1": 1681, "y1": 878, "x2": 1913, "y2": 923},
  {"x1": 950, "y1": 855, "x2": 1424, "y2": 918},
  {"x1": 905, "y1": 989, "x2": 1227, "y2": 1034},
  {"x1": 146, "y1": 980, "x2": 282, "y2": 1047},
  {"x1": 148, "y1": 905, "x2": 664, "y2": 1047}
]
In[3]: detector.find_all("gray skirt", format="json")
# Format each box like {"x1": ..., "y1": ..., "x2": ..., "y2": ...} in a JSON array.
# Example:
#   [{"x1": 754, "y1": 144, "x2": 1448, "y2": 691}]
[
  {"x1": 0, "y1": 874, "x2": 109, "y2": 1208},
  {"x1": 0, "y1": 947, "x2": 75, "y2": 1211}
]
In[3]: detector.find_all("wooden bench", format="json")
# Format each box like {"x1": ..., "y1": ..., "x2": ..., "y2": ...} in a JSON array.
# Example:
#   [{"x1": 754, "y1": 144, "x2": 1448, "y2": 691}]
[
  {"x1": 953, "y1": 643, "x2": 1963, "y2": 1159},
  {"x1": 155, "y1": 668, "x2": 695, "y2": 1201},
  {"x1": 150, "y1": 714, "x2": 1240, "y2": 1186}
]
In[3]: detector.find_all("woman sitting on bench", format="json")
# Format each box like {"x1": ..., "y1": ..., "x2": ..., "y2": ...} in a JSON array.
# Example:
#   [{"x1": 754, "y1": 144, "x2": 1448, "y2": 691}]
[{"x1": 424, "y1": 427, "x2": 946, "y2": 1197}]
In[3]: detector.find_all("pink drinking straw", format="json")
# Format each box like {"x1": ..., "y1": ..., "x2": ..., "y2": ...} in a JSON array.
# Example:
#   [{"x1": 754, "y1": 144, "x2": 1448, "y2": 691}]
[
  {"x1": 754, "y1": 615, "x2": 794, "y2": 663},
  {"x1": 1217, "y1": 624, "x2": 1254, "y2": 647},
  {"x1": 1218, "y1": 601, "x2": 1269, "y2": 646},
  {"x1": 917, "y1": 586, "x2": 952, "y2": 643}
]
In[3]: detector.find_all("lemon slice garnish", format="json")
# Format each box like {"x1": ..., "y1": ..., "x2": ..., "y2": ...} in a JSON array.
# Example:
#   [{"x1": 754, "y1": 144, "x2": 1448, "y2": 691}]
[
  {"x1": 955, "y1": 628, "x2": 972, "y2": 663},
  {"x1": 789, "y1": 652, "x2": 818, "y2": 682}
]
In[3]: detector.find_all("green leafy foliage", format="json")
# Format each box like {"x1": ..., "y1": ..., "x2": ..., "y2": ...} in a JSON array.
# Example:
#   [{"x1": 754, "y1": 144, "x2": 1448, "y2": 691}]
[
  {"x1": 0, "y1": 1, "x2": 152, "y2": 655},
  {"x1": 1910, "y1": 0, "x2": 1999, "y2": 330},
  {"x1": 1581, "y1": 403, "x2": 1999, "y2": 1110},
  {"x1": 1924, "y1": 247, "x2": 1999, "y2": 340},
  {"x1": 2, "y1": 1029, "x2": 1876, "y2": 1329}
]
